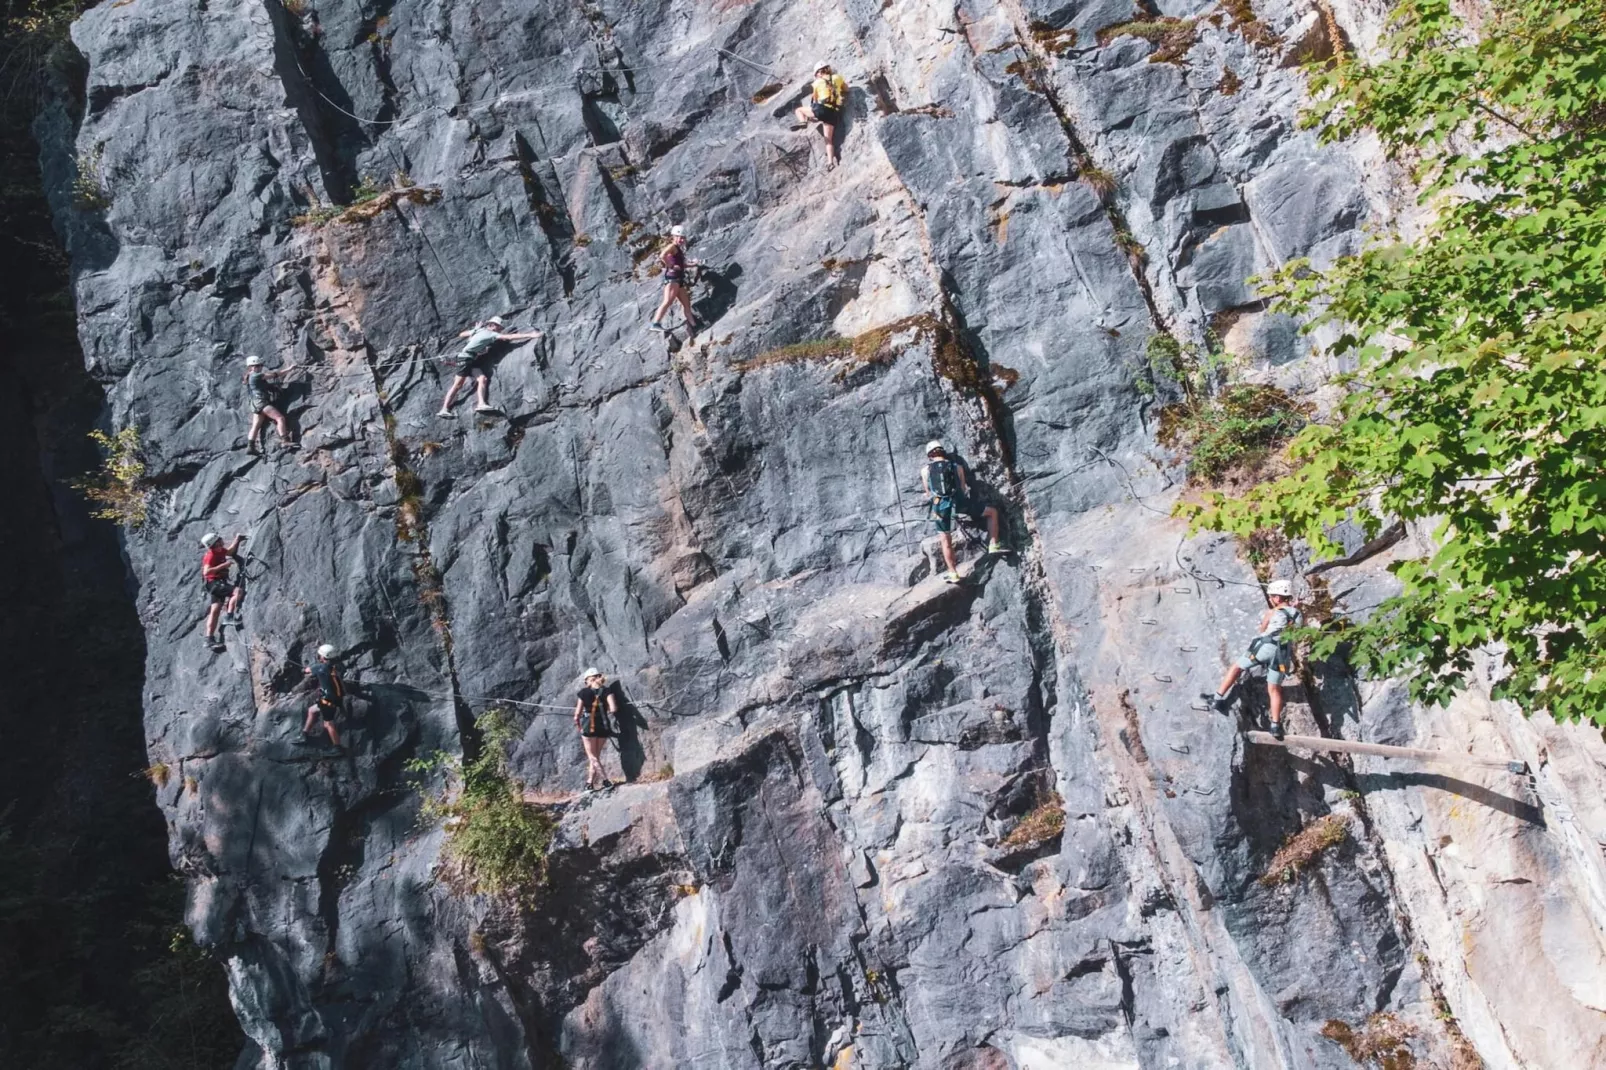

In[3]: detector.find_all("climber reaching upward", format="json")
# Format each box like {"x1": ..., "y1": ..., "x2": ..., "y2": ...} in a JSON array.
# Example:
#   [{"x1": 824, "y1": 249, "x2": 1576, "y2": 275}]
[
  {"x1": 242, "y1": 354, "x2": 297, "y2": 455},
  {"x1": 1205, "y1": 580, "x2": 1304, "y2": 740},
  {"x1": 300, "y1": 643, "x2": 345, "y2": 749},
  {"x1": 574, "y1": 667, "x2": 620, "y2": 791},
  {"x1": 438, "y1": 316, "x2": 541, "y2": 417},
  {"x1": 920, "y1": 440, "x2": 1002, "y2": 584},
  {"x1": 794, "y1": 62, "x2": 847, "y2": 168},
  {"x1": 648, "y1": 226, "x2": 700, "y2": 342},
  {"x1": 200, "y1": 532, "x2": 246, "y2": 652}
]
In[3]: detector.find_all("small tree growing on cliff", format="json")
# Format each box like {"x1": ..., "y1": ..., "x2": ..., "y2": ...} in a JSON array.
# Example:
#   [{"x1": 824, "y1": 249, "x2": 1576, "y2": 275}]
[
  {"x1": 409, "y1": 708, "x2": 554, "y2": 897},
  {"x1": 73, "y1": 427, "x2": 149, "y2": 528},
  {"x1": 1186, "y1": 0, "x2": 1606, "y2": 726}
]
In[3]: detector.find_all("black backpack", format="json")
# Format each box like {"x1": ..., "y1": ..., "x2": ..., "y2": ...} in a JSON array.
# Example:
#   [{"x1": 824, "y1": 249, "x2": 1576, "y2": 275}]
[{"x1": 926, "y1": 459, "x2": 959, "y2": 498}]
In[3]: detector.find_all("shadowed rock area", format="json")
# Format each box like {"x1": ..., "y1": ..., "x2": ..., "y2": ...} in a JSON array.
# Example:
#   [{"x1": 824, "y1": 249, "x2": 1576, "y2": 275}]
[{"x1": 38, "y1": 0, "x2": 1606, "y2": 1066}]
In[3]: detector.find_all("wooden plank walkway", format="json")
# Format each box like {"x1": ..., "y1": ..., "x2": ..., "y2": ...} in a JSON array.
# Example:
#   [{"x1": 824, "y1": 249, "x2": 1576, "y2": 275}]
[{"x1": 1246, "y1": 731, "x2": 1529, "y2": 775}]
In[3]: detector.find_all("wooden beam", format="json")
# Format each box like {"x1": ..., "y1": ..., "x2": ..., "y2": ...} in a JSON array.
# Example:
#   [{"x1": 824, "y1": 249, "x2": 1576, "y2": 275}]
[{"x1": 1246, "y1": 731, "x2": 1528, "y2": 775}]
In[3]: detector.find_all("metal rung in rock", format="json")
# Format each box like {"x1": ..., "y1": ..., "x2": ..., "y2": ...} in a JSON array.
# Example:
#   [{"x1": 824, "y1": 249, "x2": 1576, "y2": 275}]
[{"x1": 1246, "y1": 731, "x2": 1528, "y2": 775}]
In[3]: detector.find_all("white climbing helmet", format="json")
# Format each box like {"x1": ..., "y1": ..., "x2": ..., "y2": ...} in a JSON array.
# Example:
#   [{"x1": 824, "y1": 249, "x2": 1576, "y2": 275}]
[
  {"x1": 815, "y1": 61, "x2": 832, "y2": 74},
  {"x1": 925, "y1": 439, "x2": 946, "y2": 455},
  {"x1": 582, "y1": 666, "x2": 603, "y2": 680},
  {"x1": 485, "y1": 315, "x2": 504, "y2": 328},
  {"x1": 1266, "y1": 580, "x2": 1295, "y2": 599},
  {"x1": 201, "y1": 532, "x2": 222, "y2": 547},
  {"x1": 669, "y1": 224, "x2": 686, "y2": 238},
  {"x1": 244, "y1": 354, "x2": 264, "y2": 367},
  {"x1": 317, "y1": 643, "x2": 337, "y2": 659}
]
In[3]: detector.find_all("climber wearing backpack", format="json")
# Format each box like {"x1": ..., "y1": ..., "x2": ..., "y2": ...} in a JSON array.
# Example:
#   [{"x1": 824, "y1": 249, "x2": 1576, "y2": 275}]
[
  {"x1": 793, "y1": 62, "x2": 847, "y2": 167},
  {"x1": 299, "y1": 643, "x2": 345, "y2": 748},
  {"x1": 1205, "y1": 580, "x2": 1304, "y2": 740},
  {"x1": 200, "y1": 532, "x2": 246, "y2": 651},
  {"x1": 574, "y1": 667, "x2": 620, "y2": 791},
  {"x1": 242, "y1": 355, "x2": 298, "y2": 455},
  {"x1": 437, "y1": 316, "x2": 541, "y2": 417},
  {"x1": 648, "y1": 226, "x2": 701, "y2": 342},
  {"x1": 920, "y1": 440, "x2": 1002, "y2": 584}
]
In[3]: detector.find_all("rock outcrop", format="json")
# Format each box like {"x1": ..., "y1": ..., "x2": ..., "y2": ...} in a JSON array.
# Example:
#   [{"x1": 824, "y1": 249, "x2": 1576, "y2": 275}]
[{"x1": 44, "y1": 0, "x2": 1606, "y2": 1066}]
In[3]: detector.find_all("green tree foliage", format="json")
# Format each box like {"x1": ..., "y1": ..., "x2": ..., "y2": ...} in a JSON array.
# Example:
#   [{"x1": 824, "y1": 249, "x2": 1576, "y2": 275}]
[
  {"x1": 410, "y1": 709, "x2": 555, "y2": 897},
  {"x1": 1187, "y1": 0, "x2": 1606, "y2": 724}
]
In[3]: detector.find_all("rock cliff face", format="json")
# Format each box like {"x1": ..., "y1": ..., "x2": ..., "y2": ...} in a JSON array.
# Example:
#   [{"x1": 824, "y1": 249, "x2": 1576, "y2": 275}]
[{"x1": 46, "y1": 0, "x2": 1606, "y2": 1066}]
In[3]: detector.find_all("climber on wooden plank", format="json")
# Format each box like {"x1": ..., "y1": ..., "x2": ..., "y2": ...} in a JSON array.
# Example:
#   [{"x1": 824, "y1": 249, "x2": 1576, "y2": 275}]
[
  {"x1": 201, "y1": 532, "x2": 246, "y2": 652},
  {"x1": 920, "y1": 440, "x2": 1002, "y2": 584},
  {"x1": 574, "y1": 667, "x2": 620, "y2": 791},
  {"x1": 437, "y1": 316, "x2": 541, "y2": 417},
  {"x1": 243, "y1": 354, "x2": 298, "y2": 455},
  {"x1": 647, "y1": 226, "x2": 701, "y2": 342},
  {"x1": 1205, "y1": 579, "x2": 1303, "y2": 740},
  {"x1": 299, "y1": 644, "x2": 346, "y2": 749},
  {"x1": 793, "y1": 62, "x2": 847, "y2": 168}
]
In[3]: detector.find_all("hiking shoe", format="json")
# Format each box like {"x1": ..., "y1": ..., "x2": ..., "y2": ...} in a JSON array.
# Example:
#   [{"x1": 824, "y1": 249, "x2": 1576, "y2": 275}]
[
  {"x1": 987, "y1": 540, "x2": 1004, "y2": 554},
  {"x1": 437, "y1": 408, "x2": 455, "y2": 417},
  {"x1": 224, "y1": 612, "x2": 243, "y2": 628},
  {"x1": 647, "y1": 321, "x2": 668, "y2": 333},
  {"x1": 943, "y1": 570, "x2": 962, "y2": 584},
  {"x1": 473, "y1": 402, "x2": 495, "y2": 412},
  {"x1": 293, "y1": 735, "x2": 317, "y2": 747},
  {"x1": 1205, "y1": 692, "x2": 1230, "y2": 714},
  {"x1": 1270, "y1": 720, "x2": 1285, "y2": 741}
]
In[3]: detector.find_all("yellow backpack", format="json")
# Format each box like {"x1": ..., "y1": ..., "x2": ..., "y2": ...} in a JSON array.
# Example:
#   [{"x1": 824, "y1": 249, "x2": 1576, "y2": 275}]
[{"x1": 815, "y1": 74, "x2": 846, "y2": 110}]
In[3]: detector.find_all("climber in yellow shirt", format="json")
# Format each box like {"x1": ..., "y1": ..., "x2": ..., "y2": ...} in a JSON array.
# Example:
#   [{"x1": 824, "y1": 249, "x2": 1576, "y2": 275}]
[{"x1": 793, "y1": 62, "x2": 847, "y2": 168}]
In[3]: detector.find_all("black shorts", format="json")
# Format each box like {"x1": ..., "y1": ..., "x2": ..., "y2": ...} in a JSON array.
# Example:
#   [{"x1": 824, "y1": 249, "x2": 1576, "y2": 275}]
[
  {"x1": 206, "y1": 577, "x2": 239, "y2": 604},
  {"x1": 932, "y1": 496, "x2": 986, "y2": 534},
  {"x1": 811, "y1": 100, "x2": 841, "y2": 124},
  {"x1": 315, "y1": 696, "x2": 343, "y2": 722},
  {"x1": 454, "y1": 356, "x2": 490, "y2": 378}
]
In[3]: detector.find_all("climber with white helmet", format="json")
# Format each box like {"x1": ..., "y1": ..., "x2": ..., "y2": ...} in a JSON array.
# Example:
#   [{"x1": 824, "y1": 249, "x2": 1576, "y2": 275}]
[
  {"x1": 648, "y1": 225, "x2": 701, "y2": 343},
  {"x1": 438, "y1": 315, "x2": 542, "y2": 418},
  {"x1": 1205, "y1": 579, "x2": 1304, "y2": 739},
  {"x1": 573, "y1": 667, "x2": 620, "y2": 791},
  {"x1": 300, "y1": 643, "x2": 346, "y2": 748},
  {"x1": 920, "y1": 440, "x2": 1002, "y2": 584},
  {"x1": 242, "y1": 354, "x2": 298, "y2": 455},
  {"x1": 200, "y1": 531, "x2": 247, "y2": 652},
  {"x1": 793, "y1": 62, "x2": 848, "y2": 167}
]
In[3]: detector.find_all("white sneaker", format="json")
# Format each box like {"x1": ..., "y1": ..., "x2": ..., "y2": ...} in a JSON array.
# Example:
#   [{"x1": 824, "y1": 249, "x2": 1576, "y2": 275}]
[
  {"x1": 943, "y1": 570, "x2": 962, "y2": 584},
  {"x1": 473, "y1": 403, "x2": 495, "y2": 412},
  {"x1": 436, "y1": 409, "x2": 455, "y2": 418}
]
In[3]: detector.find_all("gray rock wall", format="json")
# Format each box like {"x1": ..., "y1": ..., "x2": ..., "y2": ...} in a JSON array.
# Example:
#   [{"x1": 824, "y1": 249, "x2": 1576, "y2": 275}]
[{"x1": 48, "y1": 0, "x2": 1606, "y2": 1066}]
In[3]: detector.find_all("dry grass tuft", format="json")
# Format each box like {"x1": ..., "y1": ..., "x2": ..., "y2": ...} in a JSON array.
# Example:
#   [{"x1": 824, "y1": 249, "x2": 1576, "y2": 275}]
[
  {"x1": 1029, "y1": 20, "x2": 1079, "y2": 55},
  {"x1": 738, "y1": 314, "x2": 940, "y2": 373},
  {"x1": 1080, "y1": 164, "x2": 1117, "y2": 197},
  {"x1": 1097, "y1": 19, "x2": 1198, "y2": 64},
  {"x1": 1321, "y1": 1013, "x2": 1416, "y2": 1069},
  {"x1": 1002, "y1": 793, "x2": 1065, "y2": 847},
  {"x1": 1261, "y1": 814, "x2": 1349, "y2": 885},
  {"x1": 751, "y1": 81, "x2": 783, "y2": 104},
  {"x1": 1222, "y1": 0, "x2": 1281, "y2": 49}
]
